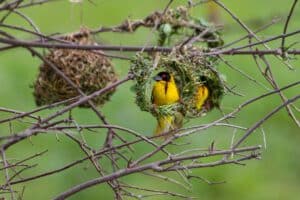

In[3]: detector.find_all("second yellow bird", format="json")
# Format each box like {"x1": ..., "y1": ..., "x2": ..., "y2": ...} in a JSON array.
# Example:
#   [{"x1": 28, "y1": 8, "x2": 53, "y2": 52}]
[{"x1": 194, "y1": 85, "x2": 209, "y2": 110}]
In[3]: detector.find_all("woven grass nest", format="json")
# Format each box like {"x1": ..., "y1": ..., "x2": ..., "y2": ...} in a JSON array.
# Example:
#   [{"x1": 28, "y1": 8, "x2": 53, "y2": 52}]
[
  {"x1": 33, "y1": 30, "x2": 118, "y2": 108},
  {"x1": 130, "y1": 49, "x2": 224, "y2": 118}
]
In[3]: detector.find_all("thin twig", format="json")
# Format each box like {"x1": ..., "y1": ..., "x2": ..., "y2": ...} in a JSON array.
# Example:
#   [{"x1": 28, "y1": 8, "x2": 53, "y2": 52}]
[{"x1": 281, "y1": 0, "x2": 298, "y2": 53}]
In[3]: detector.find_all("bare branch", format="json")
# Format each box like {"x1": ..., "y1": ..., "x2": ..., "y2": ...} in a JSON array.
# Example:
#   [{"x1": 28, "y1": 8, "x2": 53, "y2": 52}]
[{"x1": 281, "y1": 0, "x2": 298, "y2": 53}]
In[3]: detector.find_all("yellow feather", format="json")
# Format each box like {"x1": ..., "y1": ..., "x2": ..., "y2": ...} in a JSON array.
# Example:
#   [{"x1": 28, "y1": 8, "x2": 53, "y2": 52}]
[
  {"x1": 195, "y1": 85, "x2": 209, "y2": 110},
  {"x1": 152, "y1": 76, "x2": 179, "y2": 106},
  {"x1": 152, "y1": 75, "x2": 180, "y2": 136},
  {"x1": 155, "y1": 116, "x2": 174, "y2": 136}
]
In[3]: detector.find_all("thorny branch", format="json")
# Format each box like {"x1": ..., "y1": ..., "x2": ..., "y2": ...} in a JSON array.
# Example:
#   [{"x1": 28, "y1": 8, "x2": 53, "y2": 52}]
[{"x1": 0, "y1": 0, "x2": 299, "y2": 199}]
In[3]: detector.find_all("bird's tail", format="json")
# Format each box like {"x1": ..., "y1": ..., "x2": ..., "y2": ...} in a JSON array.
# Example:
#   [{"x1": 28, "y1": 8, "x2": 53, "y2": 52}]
[
  {"x1": 154, "y1": 115, "x2": 174, "y2": 136},
  {"x1": 154, "y1": 113, "x2": 183, "y2": 136}
]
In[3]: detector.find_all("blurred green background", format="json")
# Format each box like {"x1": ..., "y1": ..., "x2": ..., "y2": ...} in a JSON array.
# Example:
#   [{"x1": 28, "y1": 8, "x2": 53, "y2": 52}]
[{"x1": 0, "y1": 0, "x2": 300, "y2": 199}]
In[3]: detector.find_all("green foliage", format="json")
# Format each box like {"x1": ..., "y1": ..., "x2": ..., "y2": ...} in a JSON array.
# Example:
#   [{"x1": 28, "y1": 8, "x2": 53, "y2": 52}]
[{"x1": 157, "y1": 6, "x2": 224, "y2": 47}]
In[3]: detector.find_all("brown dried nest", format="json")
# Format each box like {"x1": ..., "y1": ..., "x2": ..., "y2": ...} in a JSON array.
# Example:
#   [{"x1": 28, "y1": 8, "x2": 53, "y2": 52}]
[{"x1": 33, "y1": 30, "x2": 118, "y2": 108}]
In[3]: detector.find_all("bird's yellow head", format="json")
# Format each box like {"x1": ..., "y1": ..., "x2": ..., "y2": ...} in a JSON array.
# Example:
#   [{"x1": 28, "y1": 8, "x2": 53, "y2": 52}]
[{"x1": 153, "y1": 71, "x2": 174, "y2": 83}]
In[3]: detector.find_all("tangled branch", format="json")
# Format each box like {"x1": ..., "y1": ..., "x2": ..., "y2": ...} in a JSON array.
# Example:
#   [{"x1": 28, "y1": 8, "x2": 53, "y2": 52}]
[{"x1": 0, "y1": 0, "x2": 299, "y2": 199}]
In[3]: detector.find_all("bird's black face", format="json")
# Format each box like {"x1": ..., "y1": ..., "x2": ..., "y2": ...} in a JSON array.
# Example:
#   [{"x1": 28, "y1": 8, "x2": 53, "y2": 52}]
[{"x1": 153, "y1": 71, "x2": 171, "y2": 82}]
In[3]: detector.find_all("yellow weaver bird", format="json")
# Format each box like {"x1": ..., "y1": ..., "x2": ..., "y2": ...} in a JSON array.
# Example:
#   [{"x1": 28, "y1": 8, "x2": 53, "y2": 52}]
[
  {"x1": 152, "y1": 71, "x2": 181, "y2": 136},
  {"x1": 194, "y1": 85, "x2": 209, "y2": 110}
]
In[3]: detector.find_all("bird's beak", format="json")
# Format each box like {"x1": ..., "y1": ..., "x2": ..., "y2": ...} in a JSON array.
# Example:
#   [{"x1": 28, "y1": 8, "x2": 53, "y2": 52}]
[{"x1": 153, "y1": 75, "x2": 162, "y2": 81}]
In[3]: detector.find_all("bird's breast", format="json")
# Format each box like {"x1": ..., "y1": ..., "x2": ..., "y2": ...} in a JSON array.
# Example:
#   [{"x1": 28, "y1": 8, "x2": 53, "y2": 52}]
[{"x1": 152, "y1": 81, "x2": 179, "y2": 106}]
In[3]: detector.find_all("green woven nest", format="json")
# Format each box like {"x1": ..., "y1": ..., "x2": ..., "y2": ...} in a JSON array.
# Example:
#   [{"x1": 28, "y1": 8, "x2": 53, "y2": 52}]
[
  {"x1": 130, "y1": 50, "x2": 224, "y2": 118},
  {"x1": 33, "y1": 30, "x2": 118, "y2": 108}
]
